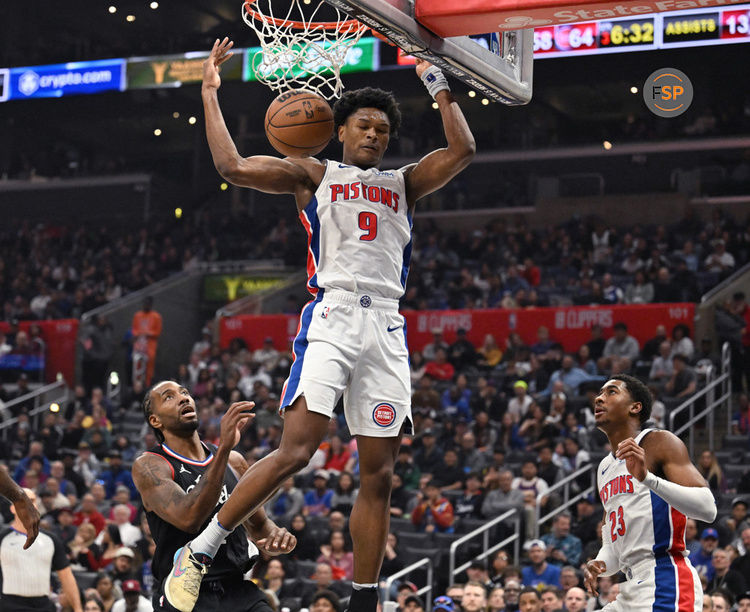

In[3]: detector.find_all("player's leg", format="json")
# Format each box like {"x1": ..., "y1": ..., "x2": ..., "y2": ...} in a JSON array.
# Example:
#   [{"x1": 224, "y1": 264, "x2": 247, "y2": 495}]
[{"x1": 347, "y1": 433, "x2": 403, "y2": 611}]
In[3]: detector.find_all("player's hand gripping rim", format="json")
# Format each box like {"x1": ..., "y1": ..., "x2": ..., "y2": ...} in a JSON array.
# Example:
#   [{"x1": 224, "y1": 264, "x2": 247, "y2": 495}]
[{"x1": 584, "y1": 560, "x2": 607, "y2": 597}]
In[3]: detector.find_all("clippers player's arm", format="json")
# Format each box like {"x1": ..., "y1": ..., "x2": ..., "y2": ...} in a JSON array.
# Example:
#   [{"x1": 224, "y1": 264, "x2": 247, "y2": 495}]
[
  {"x1": 201, "y1": 37, "x2": 324, "y2": 210},
  {"x1": 133, "y1": 402, "x2": 256, "y2": 533},
  {"x1": 0, "y1": 467, "x2": 40, "y2": 548},
  {"x1": 228, "y1": 451, "x2": 297, "y2": 556},
  {"x1": 616, "y1": 431, "x2": 717, "y2": 523},
  {"x1": 402, "y1": 60, "x2": 476, "y2": 207}
]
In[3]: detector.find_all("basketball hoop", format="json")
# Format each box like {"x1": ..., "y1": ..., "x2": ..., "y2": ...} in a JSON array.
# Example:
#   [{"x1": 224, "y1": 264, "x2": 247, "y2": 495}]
[{"x1": 242, "y1": 0, "x2": 368, "y2": 99}]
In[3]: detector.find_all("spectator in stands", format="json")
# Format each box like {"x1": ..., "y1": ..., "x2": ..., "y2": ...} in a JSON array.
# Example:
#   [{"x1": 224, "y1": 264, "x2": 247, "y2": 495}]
[
  {"x1": 574, "y1": 344, "x2": 597, "y2": 376},
  {"x1": 442, "y1": 381, "x2": 473, "y2": 423},
  {"x1": 111, "y1": 579, "x2": 151, "y2": 612},
  {"x1": 539, "y1": 587, "x2": 562, "y2": 612},
  {"x1": 512, "y1": 461, "x2": 549, "y2": 509},
  {"x1": 423, "y1": 329, "x2": 449, "y2": 361},
  {"x1": 75, "y1": 441, "x2": 102, "y2": 488},
  {"x1": 555, "y1": 437, "x2": 590, "y2": 476},
  {"x1": 696, "y1": 450, "x2": 727, "y2": 495},
  {"x1": 482, "y1": 469, "x2": 524, "y2": 518},
  {"x1": 111, "y1": 504, "x2": 140, "y2": 547},
  {"x1": 641, "y1": 324, "x2": 669, "y2": 362},
  {"x1": 600, "y1": 274, "x2": 624, "y2": 305},
  {"x1": 536, "y1": 445, "x2": 562, "y2": 489},
  {"x1": 732, "y1": 526, "x2": 750, "y2": 576},
  {"x1": 734, "y1": 292, "x2": 750, "y2": 393},
  {"x1": 433, "y1": 448, "x2": 465, "y2": 491},
  {"x1": 624, "y1": 270, "x2": 653, "y2": 304},
  {"x1": 704, "y1": 239, "x2": 736, "y2": 276},
  {"x1": 412, "y1": 375, "x2": 441, "y2": 417},
  {"x1": 487, "y1": 586, "x2": 506, "y2": 612},
  {"x1": 130, "y1": 296, "x2": 162, "y2": 387},
  {"x1": 562, "y1": 587, "x2": 587, "y2": 612},
  {"x1": 477, "y1": 334, "x2": 503, "y2": 370},
  {"x1": 458, "y1": 432, "x2": 491, "y2": 474},
  {"x1": 522, "y1": 540, "x2": 561, "y2": 589},
  {"x1": 425, "y1": 348, "x2": 456, "y2": 382},
  {"x1": 571, "y1": 494, "x2": 599, "y2": 547},
  {"x1": 707, "y1": 548, "x2": 748, "y2": 599},
  {"x1": 541, "y1": 512, "x2": 582, "y2": 567},
  {"x1": 508, "y1": 380, "x2": 533, "y2": 423},
  {"x1": 711, "y1": 590, "x2": 734, "y2": 612},
  {"x1": 536, "y1": 354, "x2": 602, "y2": 399},
  {"x1": 94, "y1": 572, "x2": 118, "y2": 612},
  {"x1": 316, "y1": 529, "x2": 354, "y2": 580},
  {"x1": 380, "y1": 532, "x2": 403, "y2": 579},
  {"x1": 671, "y1": 324, "x2": 695, "y2": 362},
  {"x1": 409, "y1": 351, "x2": 427, "y2": 386},
  {"x1": 323, "y1": 435, "x2": 350, "y2": 475},
  {"x1": 465, "y1": 562, "x2": 492, "y2": 590},
  {"x1": 460, "y1": 581, "x2": 488, "y2": 612},
  {"x1": 411, "y1": 480, "x2": 455, "y2": 533},
  {"x1": 304, "y1": 470, "x2": 334, "y2": 517},
  {"x1": 329, "y1": 472, "x2": 358, "y2": 515},
  {"x1": 454, "y1": 472, "x2": 484, "y2": 520},
  {"x1": 84, "y1": 595, "x2": 106, "y2": 612},
  {"x1": 664, "y1": 354, "x2": 698, "y2": 400},
  {"x1": 489, "y1": 550, "x2": 510, "y2": 584},
  {"x1": 691, "y1": 528, "x2": 720, "y2": 580},
  {"x1": 252, "y1": 337, "x2": 280, "y2": 372},
  {"x1": 413, "y1": 429, "x2": 442, "y2": 477},
  {"x1": 309, "y1": 563, "x2": 349, "y2": 603},
  {"x1": 531, "y1": 326, "x2": 558, "y2": 365},
  {"x1": 74, "y1": 493, "x2": 106, "y2": 535},
  {"x1": 719, "y1": 499, "x2": 749, "y2": 545},
  {"x1": 449, "y1": 328, "x2": 478, "y2": 372},
  {"x1": 473, "y1": 410, "x2": 497, "y2": 450},
  {"x1": 80, "y1": 315, "x2": 114, "y2": 394},
  {"x1": 684, "y1": 518, "x2": 701, "y2": 555},
  {"x1": 288, "y1": 514, "x2": 318, "y2": 561},
  {"x1": 98, "y1": 450, "x2": 136, "y2": 499},
  {"x1": 599, "y1": 322, "x2": 639, "y2": 374},
  {"x1": 109, "y1": 546, "x2": 138, "y2": 586},
  {"x1": 394, "y1": 445, "x2": 421, "y2": 491},
  {"x1": 266, "y1": 477, "x2": 304, "y2": 523},
  {"x1": 648, "y1": 340, "x2": 674, "y2": 388}
]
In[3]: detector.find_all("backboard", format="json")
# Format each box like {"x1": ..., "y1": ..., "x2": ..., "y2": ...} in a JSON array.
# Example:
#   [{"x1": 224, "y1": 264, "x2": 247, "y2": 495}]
[{"x1": 323, "y1": 0, "x2": 534, "y2": 104}]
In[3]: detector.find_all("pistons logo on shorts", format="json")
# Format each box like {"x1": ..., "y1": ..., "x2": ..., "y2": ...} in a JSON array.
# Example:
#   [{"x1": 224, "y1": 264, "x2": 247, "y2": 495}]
[{"x1": 372, "y1": 403, "x2": 396, "y2": 427}]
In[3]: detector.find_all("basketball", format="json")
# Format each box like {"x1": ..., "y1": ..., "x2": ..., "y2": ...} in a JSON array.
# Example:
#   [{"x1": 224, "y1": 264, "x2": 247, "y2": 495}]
[{"x1": 264, "y1": 89, "x2": 334, "y2": 158}]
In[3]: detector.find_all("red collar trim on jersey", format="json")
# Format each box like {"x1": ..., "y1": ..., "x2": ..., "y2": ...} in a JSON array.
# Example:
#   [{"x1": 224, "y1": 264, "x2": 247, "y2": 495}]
[{"x1": 161, "y1": 442, "x2": 214, "y2": 466}]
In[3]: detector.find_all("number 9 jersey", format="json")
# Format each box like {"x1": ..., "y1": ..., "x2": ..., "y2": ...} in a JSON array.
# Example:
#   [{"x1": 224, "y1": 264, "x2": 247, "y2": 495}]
[
  {"x1": 301, "y1": 162, "x2": 413, "y2": 300},
  {"x1": 596, "y1": 428, "x2": 703, "y2": 612}
]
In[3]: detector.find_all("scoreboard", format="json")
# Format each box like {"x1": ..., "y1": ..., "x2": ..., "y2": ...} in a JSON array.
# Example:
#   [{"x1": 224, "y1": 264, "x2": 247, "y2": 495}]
[{"x1": 533, "y1": 4, "x2": 750, "y2": 57}]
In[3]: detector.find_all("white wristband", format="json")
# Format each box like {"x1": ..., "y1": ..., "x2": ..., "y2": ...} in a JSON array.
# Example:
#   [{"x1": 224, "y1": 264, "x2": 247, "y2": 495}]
[{"x1": 420, "y1": 65, "x2": 450, "y2": 99}]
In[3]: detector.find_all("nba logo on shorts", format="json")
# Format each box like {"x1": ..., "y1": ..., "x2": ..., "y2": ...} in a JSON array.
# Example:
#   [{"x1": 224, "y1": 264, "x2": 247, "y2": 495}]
[
  {"x1": 321, "y1": 306, "x2": 330, "y2": 319},
  {"x1": 372, "y1": 403, "x2": 396, "y2": 427}
]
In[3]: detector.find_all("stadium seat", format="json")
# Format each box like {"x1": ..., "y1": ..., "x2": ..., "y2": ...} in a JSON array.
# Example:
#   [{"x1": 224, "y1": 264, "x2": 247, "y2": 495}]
[
  {"x1": 294, "y1": 559, "x2": 318, "y2": 578},
  {"x1": 397, "y1": 532, "x2": 435, "y2": 549},
  {"x1": 73, "y1": 571, "x2": 99, "y2": 590}
]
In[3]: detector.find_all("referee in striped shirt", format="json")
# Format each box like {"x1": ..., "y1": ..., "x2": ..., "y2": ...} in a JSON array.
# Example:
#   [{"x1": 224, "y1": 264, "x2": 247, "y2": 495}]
[{"x1": 0, "y1": 487, "x2": 82, "y2": 612}]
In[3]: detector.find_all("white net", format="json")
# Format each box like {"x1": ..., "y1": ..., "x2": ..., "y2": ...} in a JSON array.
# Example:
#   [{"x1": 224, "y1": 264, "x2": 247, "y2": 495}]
[{"x1": 242, "y1": 0, "x2": 368, "y2": 100}]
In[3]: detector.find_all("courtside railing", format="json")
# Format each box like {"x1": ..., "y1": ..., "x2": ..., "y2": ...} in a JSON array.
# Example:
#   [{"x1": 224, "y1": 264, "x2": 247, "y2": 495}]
[
  {"x1": 0, "y1": 380, "x2": 71, "y2": 441},
  {"x1": 448, "y1": 508, "x2": 521, "y2": 585},
  {"x1": 384, "y1": 557, "x2": 434, "y2": 612},
  {"x1": 668, "y1": 342, "x2": 732, "y2": 456},
  {"x1": 534, "y1": 463, "x2": 596, "y2": 539}
]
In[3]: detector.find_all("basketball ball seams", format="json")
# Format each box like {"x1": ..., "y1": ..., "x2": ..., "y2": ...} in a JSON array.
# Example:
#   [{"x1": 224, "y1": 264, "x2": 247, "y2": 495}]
[{"x1": 265, "y1": 88, "x2": 333, "y2": 157}]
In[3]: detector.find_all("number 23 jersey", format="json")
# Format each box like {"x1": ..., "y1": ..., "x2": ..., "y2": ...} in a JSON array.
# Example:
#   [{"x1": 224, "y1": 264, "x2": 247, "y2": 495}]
[
  {"x1": 302, "y1": 162, "x2": 413, "y2": 300},
  {"x1": 597, "y1": 428, "x2": 690, "y2": 569}
]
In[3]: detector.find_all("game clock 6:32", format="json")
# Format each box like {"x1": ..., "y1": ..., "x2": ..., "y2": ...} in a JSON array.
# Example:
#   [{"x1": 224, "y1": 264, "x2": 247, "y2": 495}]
[{"x1": 599, "y1": 18, "x2": 656, "y2": 47}]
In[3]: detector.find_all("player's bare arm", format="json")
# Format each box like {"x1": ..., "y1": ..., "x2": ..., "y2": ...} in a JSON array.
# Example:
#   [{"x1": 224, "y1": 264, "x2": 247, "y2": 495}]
[
  {"x1": 616, "y1": 430, "x2": 716, "y2": 522},
  {"x1": 201, "y1": 37, "x2": 324, "y2": 206},
  {"x1": 228, "y1": 451, "x2": 297, "y2": 556},
  {"x1": 0, "y1": 468, "x2": 40, "y2": 548},
  {"x1": 403, "y1": 59, "x2": 476, "y2": 207},
  {"x1": 133, "y1": 401, "x2": 255, "y2": 533}
]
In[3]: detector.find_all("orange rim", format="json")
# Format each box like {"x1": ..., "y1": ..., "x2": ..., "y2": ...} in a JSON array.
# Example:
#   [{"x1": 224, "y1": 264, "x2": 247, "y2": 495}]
[{"x1": 243, "y1": 0, "x2": 367, "y2": 32}]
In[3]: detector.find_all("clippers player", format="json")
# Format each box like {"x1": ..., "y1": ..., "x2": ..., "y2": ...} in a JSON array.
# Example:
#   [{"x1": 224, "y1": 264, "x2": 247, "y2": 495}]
[
  {"x1": 164, "y1": 38, "x2": 475, "y2": 612},
  {"x1": 584, "y1": 375, "x2": 717, "y2": 612},
  {"x1": 132, "y1": 382, "x2": 296, "y2": 611}
]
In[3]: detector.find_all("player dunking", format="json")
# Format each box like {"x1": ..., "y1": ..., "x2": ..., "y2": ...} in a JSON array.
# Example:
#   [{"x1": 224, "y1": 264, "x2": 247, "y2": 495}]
[
  {"x1": 584, "y1": 375, "x2": 717, "y2": 612},
  {"x1": 132, "y1": 382, "x2": 296, "y2": 611},
  {"x1": 164, "y1": 37, "x2": 475, "y2": 612}
]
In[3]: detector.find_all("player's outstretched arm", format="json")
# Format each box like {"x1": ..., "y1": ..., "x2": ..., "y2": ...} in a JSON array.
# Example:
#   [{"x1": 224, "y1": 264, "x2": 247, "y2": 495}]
[
  {"x1": 0, "y1": 468, "x2": 39, "y2": 549},
  {"x1": 403, "y1": 60, "x2": 476, "y2": 206},
  {"x1": 228, "y1": 451, "x2": 297, "y2": 556},
  {"x1": 133, "y1": 402, "x2": 255, "y2": 533},
  {"x1": 201, "y1": 38, "x2": 321, "y2": 199},
  {"x1": 616, "y1": 431, "x2": 717, "y2": 522}
]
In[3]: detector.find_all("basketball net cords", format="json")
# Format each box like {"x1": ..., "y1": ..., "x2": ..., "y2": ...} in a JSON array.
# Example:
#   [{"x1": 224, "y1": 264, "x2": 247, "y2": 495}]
[{"x1": 242, "y1": 0, "x2": 368, "y2": 99}]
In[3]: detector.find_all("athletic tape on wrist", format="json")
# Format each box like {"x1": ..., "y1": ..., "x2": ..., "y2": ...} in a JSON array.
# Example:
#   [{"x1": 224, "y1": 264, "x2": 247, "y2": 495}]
[{"x1": 420, "y1": 65, "x2": 449, "y2": 99}]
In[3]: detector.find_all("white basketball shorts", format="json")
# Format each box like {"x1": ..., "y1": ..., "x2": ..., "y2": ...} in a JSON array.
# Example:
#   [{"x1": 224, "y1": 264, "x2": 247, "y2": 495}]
[
  {"x1": 601, "y1": 557, "x2": 703, "y2": 612},
  {"x1": 280, "y1": 289, "x2": 413, "y2": 437}
]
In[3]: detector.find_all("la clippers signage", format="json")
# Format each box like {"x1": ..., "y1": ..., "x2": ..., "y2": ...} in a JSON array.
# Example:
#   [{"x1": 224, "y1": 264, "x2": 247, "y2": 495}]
[
  {"x1": 219, "y1": 303, "x2": 694, "y2": 358},
  {"x1": 415, "y1": 0, "x2": 747, "y2": 37}
]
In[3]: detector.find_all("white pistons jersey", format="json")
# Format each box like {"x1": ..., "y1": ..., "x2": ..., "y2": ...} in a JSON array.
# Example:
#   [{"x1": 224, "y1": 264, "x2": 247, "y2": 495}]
[
  {"x1": 597, "y1": 428, "x2": 701, "y2": 612},
  {"x1": 300, "y1": 162, "x2": 413, "y2": 300}
]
